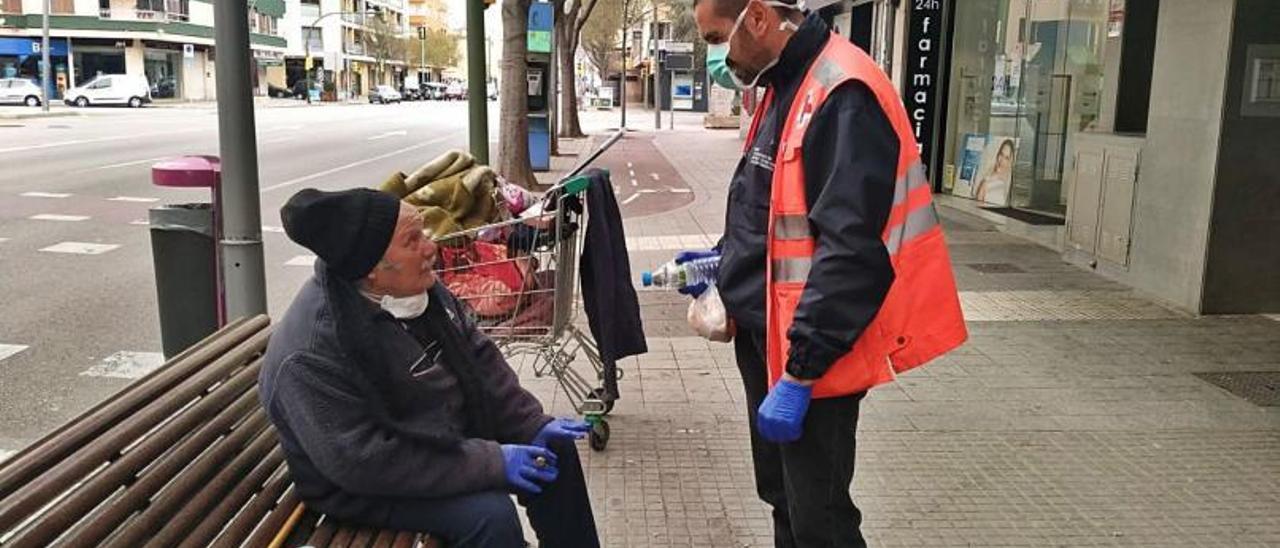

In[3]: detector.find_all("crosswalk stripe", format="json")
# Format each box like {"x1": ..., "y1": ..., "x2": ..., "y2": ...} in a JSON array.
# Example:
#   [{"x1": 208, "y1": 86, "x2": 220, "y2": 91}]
[
  {"x1": 30, "y1": 214, "x2": 89, "y2": 222},
  {"x1": 286, "y1": 255, "x2": 317, "y2": 267},
  {"x1": 20, "y1": 192, "x2": 71, "y2": 198},
  {"x1": 108, "y1": 196, "x2": 160, "y2": 203},
  {"x1": 40, "y1": 242, "x2": 121, "y2": 255},
  {"x1": 0, "y1": 344, "x2": 29, "y2": 362}
]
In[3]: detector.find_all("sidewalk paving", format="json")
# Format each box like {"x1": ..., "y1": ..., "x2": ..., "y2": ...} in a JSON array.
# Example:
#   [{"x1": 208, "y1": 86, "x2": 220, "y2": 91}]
[{"x1": 526, "y1": 107, "x2": 1280, "y2": 547}]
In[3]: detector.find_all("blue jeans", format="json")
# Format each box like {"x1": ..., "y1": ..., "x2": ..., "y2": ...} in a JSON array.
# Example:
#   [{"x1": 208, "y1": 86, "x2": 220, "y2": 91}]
[{"x1": 351, "y1": 439, "x2": 600, "y2": 548}]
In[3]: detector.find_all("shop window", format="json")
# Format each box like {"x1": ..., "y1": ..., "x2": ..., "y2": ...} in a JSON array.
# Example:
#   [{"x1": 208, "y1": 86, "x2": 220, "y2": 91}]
[
  {"x1": 1, "y1": 0, "x2": 22, "y2": 14},
  {"x1": 51, "y1": 0, "x2": 73, "y2": 13}
]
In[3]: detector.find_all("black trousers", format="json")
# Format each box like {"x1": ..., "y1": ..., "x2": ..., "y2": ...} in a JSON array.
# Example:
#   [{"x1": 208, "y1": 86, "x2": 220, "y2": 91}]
[
  {"x1": 735, "y1": 330, "x2": 867, "y2": 548},
  {"x1": 338, "y1": 438, "x2": 600, "y2": 548}
]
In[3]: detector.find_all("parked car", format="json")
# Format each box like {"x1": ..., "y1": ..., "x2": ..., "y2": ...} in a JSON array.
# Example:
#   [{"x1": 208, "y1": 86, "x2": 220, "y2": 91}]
[
  {"x1": 64, "y1": 75, "x2": 151, "y2": 108},
  {"x1": 444, "y1": 82, "x2": 466, "y2": 101},
  {"x1": 369, "y1": 85, "x2": 402, "y2": 104},
  {"x1": 399, "y1": 86, "x2": 421, "y2": 101},
  {"x1": 268, "y1": 83, "x2": 294, "y2": 98},
  {"x1": 421, "y1": 82, "x2": 446, "y2": 100},
  {"x1": 0, "y1": 78, "x2": 44, "y2": 107}
]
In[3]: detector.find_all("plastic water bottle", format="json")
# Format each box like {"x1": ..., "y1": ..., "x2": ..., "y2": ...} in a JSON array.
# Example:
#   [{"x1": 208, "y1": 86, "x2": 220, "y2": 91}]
[{"x1": 642, "y1": 255, "x2": 720, "y2": 290}]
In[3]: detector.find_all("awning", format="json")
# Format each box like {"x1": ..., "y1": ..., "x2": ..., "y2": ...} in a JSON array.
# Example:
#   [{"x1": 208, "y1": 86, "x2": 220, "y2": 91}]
[{"x1": 251, "y1": 0, "x2": 286, "y2": 18}]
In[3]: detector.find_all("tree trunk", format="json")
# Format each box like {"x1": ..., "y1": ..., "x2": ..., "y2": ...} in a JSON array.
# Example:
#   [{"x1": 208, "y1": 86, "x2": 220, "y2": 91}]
[
  {"x1": 499, "y1": 0, "x2": 536, "y2": 187},
  {"x1": 558, "y1": 22, "x2": 585, "y2": 138}
]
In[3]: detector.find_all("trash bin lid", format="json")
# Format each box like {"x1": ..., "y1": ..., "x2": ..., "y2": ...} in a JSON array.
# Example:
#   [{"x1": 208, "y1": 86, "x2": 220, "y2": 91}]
[
  {"x1": 149, "y1": 203, "x2": 215, "y2": 236},
  {"x1": 153, "y1": 156, "x2": 221, "y2": 188}
]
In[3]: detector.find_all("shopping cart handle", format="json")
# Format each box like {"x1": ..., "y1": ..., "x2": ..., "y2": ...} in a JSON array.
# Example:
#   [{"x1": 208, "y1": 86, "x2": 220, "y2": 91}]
[{"x1": 561, "y1": 175, "x2": 592, "y2": 196}]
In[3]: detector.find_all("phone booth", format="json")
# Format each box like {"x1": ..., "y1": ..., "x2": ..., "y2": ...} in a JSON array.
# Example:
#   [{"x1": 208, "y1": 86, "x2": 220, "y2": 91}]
[{"x1": 527, "y1": 2, "x2": 554, "y2": 171}]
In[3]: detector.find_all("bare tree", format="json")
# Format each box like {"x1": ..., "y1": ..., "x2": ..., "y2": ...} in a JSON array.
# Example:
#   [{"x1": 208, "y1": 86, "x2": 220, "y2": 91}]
[
  {"x1": 499, "y1": 0, "x2": 536, "y2": 186},
  {"x1": 364, "y1": 14, "x2": 407, "y2": 88},
  {"x1": 580, "y1": 0, "x2": 650, "y2": 98},
  {"x1": 553, "y1": 0, "x2": 603, "y2": 138}
]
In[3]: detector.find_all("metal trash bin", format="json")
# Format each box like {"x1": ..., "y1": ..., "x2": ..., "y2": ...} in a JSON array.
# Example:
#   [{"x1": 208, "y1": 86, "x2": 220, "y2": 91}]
[{"x1": 149, "y1": 203, "x2": 219, "y2": 359}]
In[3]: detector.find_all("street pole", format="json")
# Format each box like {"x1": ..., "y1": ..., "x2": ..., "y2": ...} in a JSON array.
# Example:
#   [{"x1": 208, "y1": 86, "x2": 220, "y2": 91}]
[
  {"x1": 41, "y1": 0, "x2": 50, "y2": 113},
  {"x1": 620, "y1": 0, "x2": 628, "y2": 129},
  {"x1": 465, "y1": 0, "x2": 489, "y2": 164},
  {"x1": 213, "y1": 0, "x2": 267, "y2": 320},
  {"x1": 652, "y1": 20, "x2": 660, "y2": 129}
]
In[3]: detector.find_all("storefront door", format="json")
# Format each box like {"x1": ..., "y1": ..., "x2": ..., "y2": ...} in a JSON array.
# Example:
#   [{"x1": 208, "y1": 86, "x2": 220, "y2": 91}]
[{"x1": 144, "y1": 49, "x2": 181, "y2": 99}]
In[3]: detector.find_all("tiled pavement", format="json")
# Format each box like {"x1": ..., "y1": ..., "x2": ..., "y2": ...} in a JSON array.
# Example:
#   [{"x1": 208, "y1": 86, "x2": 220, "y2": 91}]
[{"x1": 516, "y1": 109, "x2": 1280, "y2": 547}]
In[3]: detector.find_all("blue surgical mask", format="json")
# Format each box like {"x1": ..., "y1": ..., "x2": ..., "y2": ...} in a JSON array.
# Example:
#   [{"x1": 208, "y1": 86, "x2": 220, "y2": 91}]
[{"x1": 707, "y1": 43, "x2": 739, "y2": 90}]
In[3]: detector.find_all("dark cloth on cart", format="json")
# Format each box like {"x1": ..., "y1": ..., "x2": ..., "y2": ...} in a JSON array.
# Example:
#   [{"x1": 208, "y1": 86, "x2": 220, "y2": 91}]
[{"x1": 579, "y1": 168, "x2": 647, "y2": 400}]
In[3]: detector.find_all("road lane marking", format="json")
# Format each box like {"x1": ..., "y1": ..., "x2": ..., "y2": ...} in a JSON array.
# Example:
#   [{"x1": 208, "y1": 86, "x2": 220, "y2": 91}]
[
  {"x1": 637, "y1": 189, "x2": 659, "y2": 194},
  {"x1": 30, "y1": 214, "x2": 89, "y2": 222},
  {"x1": 621, "y1": 194, "x2": 641, "y2": 206},
  {"x1": 262, "y1": 225, "x2": 285, "y2": 233},
  {"x1": 261, "y1": 134, "x2": 457, "y2": 193},
  {"x1": 368, "y1": 130, "x2": 408, "y2": 141},
  {"x1": 0, "y1": 128, "x2": 203, "y2": 155},
  {"x1": 668, "y1": 188, "x2": 692, "y2": 194},
  {"x1": 627, "y1": 162, "x2": 633, "y2": 169},
  {"x1": 286, "y1": 255, "x2": 317, "y2": 267},
  {"x1": 108, "y1": 196, "x2": 160, "y2": 203},
  {"x1": 20, "y1": 192, "x2": 71, "y2": 198},
  {"x1": 40, "y1": 242, "x2": 120, "y2": 255},
  {"x1": 650, "y1": 173, "x2": 660, "y2": 181},
  {"x1": 0, "y1": 344, "x2": 28, "y2": 363},
  {"x1": 0, "y1": 238, "x2": 9, "y2": 243},
  {"x1": 72, "y1": 156, "x2": 172, "y2": 173},
  {"x1": 81, "y1": 351, "x2": 165, "y2": 380},
  {"x1": 129, "y1": 219, "x2": 149, "y2": 226}
]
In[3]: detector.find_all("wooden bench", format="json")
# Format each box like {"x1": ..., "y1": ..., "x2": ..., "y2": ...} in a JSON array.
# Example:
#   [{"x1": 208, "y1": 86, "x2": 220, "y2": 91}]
[{"x1": 0, "y1": 316, "x2": 439, "y2": 547}]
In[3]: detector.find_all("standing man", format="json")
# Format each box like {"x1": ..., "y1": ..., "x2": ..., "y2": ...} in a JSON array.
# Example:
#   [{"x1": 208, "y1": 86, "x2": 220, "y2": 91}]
[{"x1": 690, "y1": 1, "x2": 967, "y2": 546}]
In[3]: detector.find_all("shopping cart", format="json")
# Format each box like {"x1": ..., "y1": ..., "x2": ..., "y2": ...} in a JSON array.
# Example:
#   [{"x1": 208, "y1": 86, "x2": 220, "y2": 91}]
[{"x1": 431, "y1": 133, "x2": 625, "y2": 451}]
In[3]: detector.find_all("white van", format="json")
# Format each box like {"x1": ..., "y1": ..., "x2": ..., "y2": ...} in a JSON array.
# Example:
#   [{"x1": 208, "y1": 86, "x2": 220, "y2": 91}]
[{"x1": 64, "y1": 75, "x2": 152, "y2": 108}]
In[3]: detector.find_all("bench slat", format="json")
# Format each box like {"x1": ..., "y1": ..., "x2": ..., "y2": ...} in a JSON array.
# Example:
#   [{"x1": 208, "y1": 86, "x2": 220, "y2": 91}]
[
  {"x1": 178, "y1": 447, "x2": 287, "y2": 548},
  {"x1": 6, "y1": 383, "x2": 262, "y2": 548},
  {"x1": 142, "y1": 423, "x2": 280, "y2": 547},
  {"x1": 241, "y1": 487, "x2": 304, "y2": 548},
  {"x1": 210, "y1": 465, "x2": 293, "y2": 548},
  {"x1": 306, "y1": 518, "x2": 339, "y2": 546},
  {"x1": 100, "y1": 410, "x2": 271, "y2": 548},
  {"x1": 0, "y1": 316, "x2": 267, "y2": 501},
  {"x1": 328, "y1": 524, "x2": 360, "y2": 548},
  {"x1": 0, "y1": 329, "x2": 270, "y2": 533},
  {"x1": 347, "y1": 527, "x2": 378, "y2": 548}
]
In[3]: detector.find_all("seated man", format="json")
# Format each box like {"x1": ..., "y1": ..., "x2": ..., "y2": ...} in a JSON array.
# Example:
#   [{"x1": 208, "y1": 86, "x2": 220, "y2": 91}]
[{"x1": 259, "y1": 187, "x2": 600, "y2": 547}]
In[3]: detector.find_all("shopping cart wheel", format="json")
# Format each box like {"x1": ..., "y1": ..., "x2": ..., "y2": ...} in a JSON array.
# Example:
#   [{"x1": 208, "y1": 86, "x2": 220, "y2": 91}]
[
  {"x1": 589, "y1": 420, "x2": 610, "y2": 451},
  {"x1": 588, "y1": 388, "x2": 615, "y2": 415}
]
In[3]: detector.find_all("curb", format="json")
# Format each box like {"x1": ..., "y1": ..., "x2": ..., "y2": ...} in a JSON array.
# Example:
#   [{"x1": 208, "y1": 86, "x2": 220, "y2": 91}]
[{"x1": 0, "y1": 111, "x2": 82, "y2": 120}]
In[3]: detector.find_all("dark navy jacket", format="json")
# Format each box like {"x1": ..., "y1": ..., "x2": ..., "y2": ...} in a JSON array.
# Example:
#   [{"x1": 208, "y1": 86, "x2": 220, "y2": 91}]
[{"x1": 717, "y1": 15, "x2": 898, "y2": 380}]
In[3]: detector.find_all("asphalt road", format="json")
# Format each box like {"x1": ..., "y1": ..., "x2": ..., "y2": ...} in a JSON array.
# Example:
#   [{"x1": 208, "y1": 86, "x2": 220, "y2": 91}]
[{"x1": 0, "y1": 101, "x2": 480, "y2": 452}]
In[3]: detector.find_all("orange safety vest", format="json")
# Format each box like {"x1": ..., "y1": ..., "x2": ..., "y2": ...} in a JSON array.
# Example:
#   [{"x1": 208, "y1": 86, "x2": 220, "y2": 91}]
[{"x1": 746, "y1": 36, "x2": 967, "y2": 399}]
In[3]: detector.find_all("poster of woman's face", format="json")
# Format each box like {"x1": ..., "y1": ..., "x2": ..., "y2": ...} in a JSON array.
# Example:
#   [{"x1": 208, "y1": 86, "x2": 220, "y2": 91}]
[{"x1": 953, "y1": 135, "x2": 1017, "y2": 207}]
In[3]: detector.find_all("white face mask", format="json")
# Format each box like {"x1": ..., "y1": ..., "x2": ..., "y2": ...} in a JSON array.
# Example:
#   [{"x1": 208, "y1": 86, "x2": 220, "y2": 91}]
[
  {"x1": 724, "y1": 0, "x2": 804, "y2": 89},
  {"x1": 378, "y1": 291, "x2": 430, "y2": 319}
]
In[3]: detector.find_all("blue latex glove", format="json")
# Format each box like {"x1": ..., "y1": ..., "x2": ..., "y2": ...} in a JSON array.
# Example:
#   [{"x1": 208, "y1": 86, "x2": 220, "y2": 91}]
[
  {"x1": 674, "y1": 249, "x2": 719, "y2": 297},
  {"x1": 531, "y1": 418, "x2": 591, "y2": 447},
  {"x1": 500, "y1": 444, "x2": 559, "y2": 495},
  {"x1": 756, "y1": 379, "x2": 813, "y2": 443}
]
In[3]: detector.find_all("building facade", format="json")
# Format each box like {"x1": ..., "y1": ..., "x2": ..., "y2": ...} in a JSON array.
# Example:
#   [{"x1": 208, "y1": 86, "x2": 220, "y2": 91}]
[
  {"x1": 283, "y1": 0, "x2": 407, "y2": 100},
  {"x1": 0, "y1": 0, "x2": 287, "y2": 100},
  {"x1": 817, "y1": 0, "x2": 1279, "y2": 314}
]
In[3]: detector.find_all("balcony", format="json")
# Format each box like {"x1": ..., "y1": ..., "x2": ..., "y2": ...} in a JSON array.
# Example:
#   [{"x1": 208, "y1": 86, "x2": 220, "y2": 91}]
[{"x1": 344, "y1": 42, "x2": 367, "y2": 56}]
